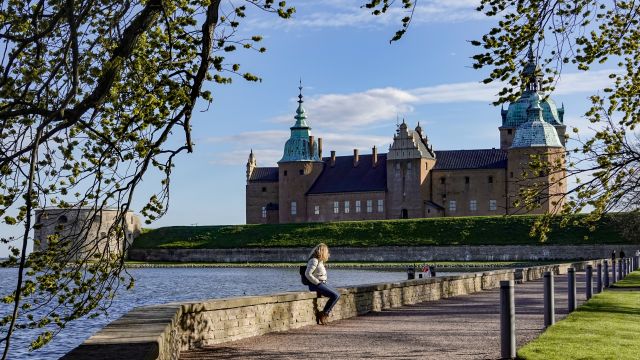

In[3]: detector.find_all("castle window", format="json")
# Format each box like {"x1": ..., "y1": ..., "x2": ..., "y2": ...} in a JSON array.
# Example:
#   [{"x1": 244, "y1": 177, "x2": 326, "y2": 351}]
[
  {"x1": 377, "y1": 199, "x2": 384, "y2": 213},
  {"x1": 407, "y1": 162, "x2": 412, "y2": 170},
  {"x1": 58, "y1": 215, "x2": 68, "y2": 224},
  {"x1": 299, "y1": 169, "x2": 304, "y2": 175},
  {"x1": 507, "y1": 129, "x2": 513, "y2": 135},
  {"x1": 488, "y1": 176, "x2": 493, "y2": 184},
  {"x1": 355, "y1": 200, "x2": 361, "y2": 213},
  {"x1": 261, "y1": 207, "x2": 267, "y2": 218},
  {"x1": 440, "y1": 177, "x2": 445, "y2": 185},
  {"x1": 291, "y1": 201, "x2": 297, "y2": 215},
  {"x1": 333, "y1": 201, "x2": 339, "y2": 214},
  {"x1": 367, "y1": 200, "x2": 373, "y2": 213},
  {"x1": 344, "y1": 201, "x2": 350, "y2": 214},
  {"x1": 510, "y1": 172, "x2": 514, "y2": 178},
  {"x1": 314, "y1": 205, "x2": 320, "y2": 215},
  {"x1": 449, "y1": 200, "x2": 456, "y2": 212},
  {"x1": 489, "y1": 200, "x2": 497, "y2": 211},
  {"x1": 465, "y1": 176, "x2": 470, "y2": 184},
  {"x1": 469, "y1": 200, "x2": 477, "y2": 211},
  {"x1": 262, "y1": 187, "x2": 267, "y2": 192},
  {"x1": 284, "y1": 170, "x2": 288, "y2": 176}
]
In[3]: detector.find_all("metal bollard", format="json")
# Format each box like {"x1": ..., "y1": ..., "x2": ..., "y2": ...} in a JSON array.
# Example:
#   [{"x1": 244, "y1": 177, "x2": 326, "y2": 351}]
[
  {"x1": 596, "y1": 263, "x2": 603, "y2": 294},
  {"x1": 543, "y1": 271, "x2": 555, "y2": 328},
  {"x1": 618, "y1": 260, "x2": 623, "y2": 280},
  {"x1": 500, "y1": 280, "x2": 516, "y2": 359},
  {"x1": 612, "y1": 260, "x2": 617, "y2": 284},
  {"x1": 568, "y1": 267, "x2": 577, "y2": 312},
  {"x1": 604, "y1": 260, "x2": 610, "y2": 288},
  {"x1": 586, "y1": 265, "x2": 593, "y2": 300}
]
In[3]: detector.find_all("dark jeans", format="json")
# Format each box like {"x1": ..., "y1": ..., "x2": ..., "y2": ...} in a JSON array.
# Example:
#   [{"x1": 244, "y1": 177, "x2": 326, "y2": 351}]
[{"x1": 308, "y1": 282, "x2": 341, "y2": 314}]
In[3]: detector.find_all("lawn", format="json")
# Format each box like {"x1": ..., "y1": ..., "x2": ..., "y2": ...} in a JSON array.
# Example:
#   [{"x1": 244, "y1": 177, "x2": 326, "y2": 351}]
[
  {"x1": 518, "y1": 271, "x2": 640, "y2": 360},
  {"x1": 131, "y1": 214, "x2": 632, "y2": 249}
]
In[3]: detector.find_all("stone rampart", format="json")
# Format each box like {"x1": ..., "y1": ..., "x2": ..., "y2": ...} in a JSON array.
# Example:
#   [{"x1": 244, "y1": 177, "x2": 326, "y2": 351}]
[
  {"x1": 62, "y1": 260, "x2": 603, "y2": 360},
  {"x1": 128, "y1": 245, "x2": 637, "y2": 262}
]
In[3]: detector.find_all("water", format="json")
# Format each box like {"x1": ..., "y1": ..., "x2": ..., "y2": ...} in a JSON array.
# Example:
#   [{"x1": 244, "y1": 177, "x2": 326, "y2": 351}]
[{"x1": 0, "y1": 267, "x2": 407, "y2": 359}]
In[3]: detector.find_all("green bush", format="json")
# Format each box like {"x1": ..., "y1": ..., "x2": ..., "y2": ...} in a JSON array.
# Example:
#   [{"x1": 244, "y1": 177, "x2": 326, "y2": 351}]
[{"x1": 131, "y1": 214, "x2": 638, "y2": 249}]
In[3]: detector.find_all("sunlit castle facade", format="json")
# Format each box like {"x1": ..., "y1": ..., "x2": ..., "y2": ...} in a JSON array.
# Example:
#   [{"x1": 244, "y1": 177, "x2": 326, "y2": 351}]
[{"x1": 245, "y1": 52, "x2": 567, "y2": 224}]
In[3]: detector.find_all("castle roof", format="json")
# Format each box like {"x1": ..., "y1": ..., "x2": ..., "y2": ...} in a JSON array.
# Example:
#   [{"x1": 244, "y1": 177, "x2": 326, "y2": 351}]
[
  {"x1": 248, "y1": 167, "x2": 278, "y2": 182},
  {"x1": 511, "y1": 93, "x2": 564, "y2": 149},
  {"x1": 510, "y1": 119, "x2": 563, "y2": 148},
  {"x1": 433, "y1": 149, "x2": 508, "y2": 170},
  {"x1": 279, "y1": 84, "x2": 321, "y2": 163},
  {"x1": 501, "y1": 47, "x2": 564, "y2": 128},
  {"x1": 501, "y1": 91, "x2": 564, "y2": 128},
  {"x1": 307, "y1": 154, "x2": 387, "y2": 195}
]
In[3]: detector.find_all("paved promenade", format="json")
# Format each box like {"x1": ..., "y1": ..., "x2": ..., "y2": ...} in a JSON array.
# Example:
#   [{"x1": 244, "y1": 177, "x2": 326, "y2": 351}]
[{"x1": 181, "y1": 272, "x2": 590, "y2": 360}]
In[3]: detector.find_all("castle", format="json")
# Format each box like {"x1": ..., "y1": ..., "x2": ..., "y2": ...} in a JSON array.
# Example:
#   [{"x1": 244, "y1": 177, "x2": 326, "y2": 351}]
[{"x1": 246, "y1": 50, "x2": 567, "y2": 224}]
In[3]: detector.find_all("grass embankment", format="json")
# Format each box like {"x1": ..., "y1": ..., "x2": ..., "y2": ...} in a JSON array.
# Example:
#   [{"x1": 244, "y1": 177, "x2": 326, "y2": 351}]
[
  {"x1": 132, "y1": 214, "x2": 631, "y2": 249},
  {"x1": 518, "y1": 271, "x2": 640, "y2": 360}
]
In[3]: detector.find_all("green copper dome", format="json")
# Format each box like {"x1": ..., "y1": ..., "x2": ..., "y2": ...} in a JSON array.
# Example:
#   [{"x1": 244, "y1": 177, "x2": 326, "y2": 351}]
[
  {"x1": 511, "y1": 94, "x2": 563, "y2": 149},
  {"x1": 501, "y1": 47, "x2": 564, "y2": 128},
  {"x1": 501, "y1": 91, "x2": 564, "y2": 127},
  {"x1": 279, "y1": 84, "x2": 320, "y2": 163}
]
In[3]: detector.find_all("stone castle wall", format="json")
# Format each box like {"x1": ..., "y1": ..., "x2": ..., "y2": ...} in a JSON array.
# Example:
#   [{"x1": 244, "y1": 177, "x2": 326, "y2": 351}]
[
  {"x1": 128, "y1": 245, "x2": 639, "y2": 263},
  {"x1": 245, "y1": 181, "x2": 279, "y2": 224},
  {"x1": 306, "y1": 191, "x2": 386, "y2": 222},
  {"x1": 431, "y1": 168, "x2": 508, "y2": 216},
  {"x1": 35, "y1": 208, "x2": 142, "y2": 259}
]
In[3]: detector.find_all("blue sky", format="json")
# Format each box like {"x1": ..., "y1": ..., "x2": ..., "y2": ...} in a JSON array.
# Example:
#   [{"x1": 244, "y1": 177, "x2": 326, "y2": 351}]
[{"x1": 1, "y1": 0, "x2": 615, "y2": 256}]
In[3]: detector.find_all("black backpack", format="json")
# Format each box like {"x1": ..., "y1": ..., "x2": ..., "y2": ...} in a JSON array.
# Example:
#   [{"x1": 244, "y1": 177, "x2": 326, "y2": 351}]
[{"x1": 299, "y1": 265, "x2": 311, "y2": 285}]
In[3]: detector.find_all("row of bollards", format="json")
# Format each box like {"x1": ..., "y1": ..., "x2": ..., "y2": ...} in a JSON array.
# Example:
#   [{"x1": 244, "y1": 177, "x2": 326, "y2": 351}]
[{"x1": 500, "y1": 256, "x2": 639, "y2": 359}]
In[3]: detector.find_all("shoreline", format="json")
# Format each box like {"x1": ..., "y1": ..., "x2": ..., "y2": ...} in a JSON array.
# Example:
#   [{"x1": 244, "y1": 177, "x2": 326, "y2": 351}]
[{"x1": 124, "y1": 260, "x2": 560, "y2": 271}]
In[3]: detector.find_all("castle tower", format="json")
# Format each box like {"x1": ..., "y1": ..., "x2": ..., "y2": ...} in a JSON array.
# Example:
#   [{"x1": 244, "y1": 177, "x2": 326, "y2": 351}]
[
  {"x1": 246, "y1": 149, "x2": 256, "y2": 180},
  {"x1": 277, "y1": 83, "x2": 324, "y2": 223},
  {"x1": 507, "y1": 93, "x2": 566, "y2": 214},
  {"x1": 386, "y1": 120, "x2": 436, "y2": 219},
  {"x1": 500, "y1": 46, "x2": 566, "y2": 149}
]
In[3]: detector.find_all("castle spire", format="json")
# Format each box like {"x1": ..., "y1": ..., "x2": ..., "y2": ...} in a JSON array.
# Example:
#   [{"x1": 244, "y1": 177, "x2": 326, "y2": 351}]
[
  {"x1": 523, "y1": 44, "x2": 542, "y2": 92},
  {"x1": 293, "y1": 79, "x2": 309, "y2": 128}
]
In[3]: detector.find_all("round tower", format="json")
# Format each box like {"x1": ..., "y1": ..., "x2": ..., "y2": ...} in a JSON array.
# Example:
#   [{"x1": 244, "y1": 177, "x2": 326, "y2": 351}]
[
  {"x1": 507, "y1": 93, "x2": 566, "y2": 214},
  {"x1": 277, "y1": 82, "x2": 324, "y2": 223}
]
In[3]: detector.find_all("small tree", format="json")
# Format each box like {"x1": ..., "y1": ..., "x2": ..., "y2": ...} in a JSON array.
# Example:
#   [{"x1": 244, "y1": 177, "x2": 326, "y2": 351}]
[{"x1": 0, "y1": 0, "x2": 295, "y2": 356}]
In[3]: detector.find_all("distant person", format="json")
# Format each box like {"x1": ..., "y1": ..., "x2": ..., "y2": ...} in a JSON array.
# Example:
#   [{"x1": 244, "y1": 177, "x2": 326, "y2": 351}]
[
  {"x1": 430, "y1": 264, "x2": 437, "y2": 277},
  {"x1": 305, "y1": 243, "x2": 340, "y2": 325},
  {"x1": 611, "y1": 250, "x2": 616, "y2": 261},
  {"x1": 620, "y1": 249, "x2": 626, "y2": 259}
]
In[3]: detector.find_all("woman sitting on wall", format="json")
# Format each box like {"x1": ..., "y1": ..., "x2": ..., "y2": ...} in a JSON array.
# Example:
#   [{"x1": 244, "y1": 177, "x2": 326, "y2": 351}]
[{"x1": 305, "y1": 243, "x2": 341, "y2": 325}]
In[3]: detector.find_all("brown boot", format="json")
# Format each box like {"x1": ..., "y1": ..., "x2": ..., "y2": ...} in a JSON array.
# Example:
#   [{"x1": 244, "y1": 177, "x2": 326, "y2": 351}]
[{"x1": 318, "y1": 311, "x2": 329, "y2": 325}]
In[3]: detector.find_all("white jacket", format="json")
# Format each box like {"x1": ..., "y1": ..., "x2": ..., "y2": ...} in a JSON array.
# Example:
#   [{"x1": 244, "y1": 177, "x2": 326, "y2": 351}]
[{"x1": 305, "y1": 258, "x2": 327, "y2": 285}]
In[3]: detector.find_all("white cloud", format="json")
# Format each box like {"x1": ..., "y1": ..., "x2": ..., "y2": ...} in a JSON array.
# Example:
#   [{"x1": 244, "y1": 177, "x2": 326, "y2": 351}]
[
  {"x1": 272, "y1": 69, "x2": 615, "y2": 132},
  {"x1": 245, "y1": 0, "x2": 484, "y2": 31}
]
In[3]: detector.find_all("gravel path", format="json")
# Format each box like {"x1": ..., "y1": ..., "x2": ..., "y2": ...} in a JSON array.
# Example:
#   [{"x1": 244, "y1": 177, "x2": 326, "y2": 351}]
[{"x1": 181, "y1": 272, "x2": 590, "y2": 360}]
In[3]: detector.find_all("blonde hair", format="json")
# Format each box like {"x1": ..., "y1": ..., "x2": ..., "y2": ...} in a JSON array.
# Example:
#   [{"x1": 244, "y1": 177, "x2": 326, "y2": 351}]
[{"x1": 309, "y1": 243, "x2": 330, "y2": 262}]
